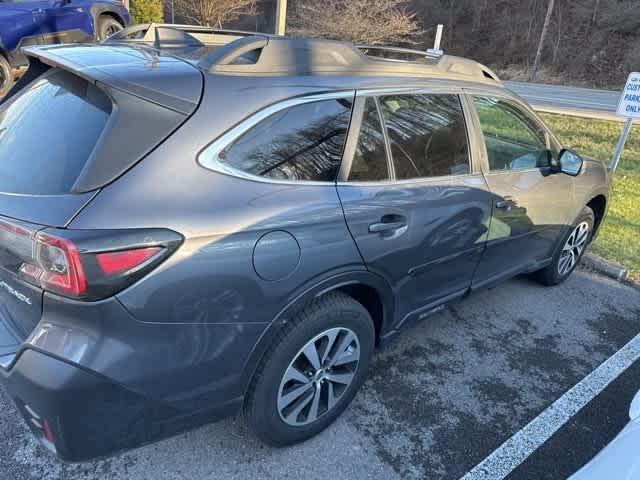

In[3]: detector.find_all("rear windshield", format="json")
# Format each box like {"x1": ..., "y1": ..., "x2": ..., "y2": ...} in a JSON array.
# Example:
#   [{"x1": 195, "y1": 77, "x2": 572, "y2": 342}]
[{"x1": 0, "y1": 69, "x2": 111, "y2": 195}]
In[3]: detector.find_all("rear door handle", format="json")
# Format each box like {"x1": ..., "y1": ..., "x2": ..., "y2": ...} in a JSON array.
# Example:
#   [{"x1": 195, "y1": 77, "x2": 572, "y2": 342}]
[
  {"x1": 368, "y1": 215, "x2": 408, "y2": 239},
  {"x1": 368, "y1": 221, "x2": 406, "y2": 233}
]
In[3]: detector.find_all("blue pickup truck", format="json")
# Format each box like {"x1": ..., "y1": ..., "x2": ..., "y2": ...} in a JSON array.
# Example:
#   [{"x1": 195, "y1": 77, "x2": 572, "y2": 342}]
[{"x1": 0, "y1": 0, "x2": 130, "y2": 95}]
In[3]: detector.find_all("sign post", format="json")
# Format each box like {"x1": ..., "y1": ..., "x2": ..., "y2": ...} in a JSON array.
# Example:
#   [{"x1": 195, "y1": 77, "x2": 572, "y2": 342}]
[
  {"x1": 611, "y1": 72, "x2": 640, "y2": 172},
  {"x1": 275, "y1": 0, "x2": 287, "y2": 36}
]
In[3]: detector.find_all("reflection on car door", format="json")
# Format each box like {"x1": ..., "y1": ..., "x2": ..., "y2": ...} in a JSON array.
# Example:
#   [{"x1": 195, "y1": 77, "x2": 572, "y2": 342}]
[
  {"x1": 337, "y1": 93, "x2": 493, "y2": 331},
  {"x1": 10, "y1": 0, "x2": 50, "y2": 41},
  {"x1": 45, "y1": 0, "x2": 88, "y2": 40},
  {"x1": 467, "y1": 95, "x2": 575, "y2": 289}
]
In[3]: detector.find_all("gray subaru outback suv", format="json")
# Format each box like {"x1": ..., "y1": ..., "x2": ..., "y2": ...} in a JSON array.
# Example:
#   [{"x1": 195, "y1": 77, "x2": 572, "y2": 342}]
[{"x1": 0, "y1": 24, "x2": 610, "y2": 461}]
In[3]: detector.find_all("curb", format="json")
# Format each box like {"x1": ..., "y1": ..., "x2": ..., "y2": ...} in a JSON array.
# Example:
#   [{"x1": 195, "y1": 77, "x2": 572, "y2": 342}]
[{"x1": 581, "y1": 252, "x2": 628, "y2": 282}]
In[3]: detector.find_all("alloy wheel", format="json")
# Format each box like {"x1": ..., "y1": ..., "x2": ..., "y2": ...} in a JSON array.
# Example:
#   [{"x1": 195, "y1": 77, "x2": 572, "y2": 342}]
[
  {"x1": 105, "y1": 24, "x2": 122, "y2": 37},
  {"x1": 277, "y1": 327, "x2": 361, "y2": 426},
  {"x1": 99, "y1": 21, "x2": 123, "y2": 41},
  {"x1": 558, "y1": 221, "x2": 590, "y2": 276}
]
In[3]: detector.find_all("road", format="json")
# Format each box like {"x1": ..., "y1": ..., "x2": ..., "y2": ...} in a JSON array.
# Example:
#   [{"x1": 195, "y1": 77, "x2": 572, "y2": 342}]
[
  {"x1": 505, "y1": 81, "x2": 622, "y2": 121},
  {"x1": 1, "y1": 269, "x2": 639, "y2": 480}
]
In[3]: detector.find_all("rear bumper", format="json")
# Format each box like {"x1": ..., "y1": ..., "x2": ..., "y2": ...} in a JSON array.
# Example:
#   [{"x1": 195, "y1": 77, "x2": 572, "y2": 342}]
[
  {"x1": 0, "y1": 294, "x2": 268, "y2": 461},
  {"x1": 1, "y1": 348, "x2": 197, "y2": 461},
  {"x1": 1, "y1": 347, "x2": 244, "y2": 462}
]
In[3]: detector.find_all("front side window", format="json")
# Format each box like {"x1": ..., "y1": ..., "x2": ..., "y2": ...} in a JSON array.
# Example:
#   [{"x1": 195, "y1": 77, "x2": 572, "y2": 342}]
[
  {"x1": 473, "y1": 97, "x2": 550, "y2": 171},
  {"x1": 219, "y1": 98, "x2": 353, "y2": 182},
  {"x1": 378, "y1": 94, "x2": 470, "y2": 180}
]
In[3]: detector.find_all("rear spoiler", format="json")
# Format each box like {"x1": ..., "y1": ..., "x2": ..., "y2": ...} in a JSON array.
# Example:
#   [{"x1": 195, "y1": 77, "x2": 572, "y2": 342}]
[
  {"x1": 2, "y1": 45, "x2": 200, "y2": 115},
  {"x1": 0, "y1": 45, "x2": 202, "y2": 193}
]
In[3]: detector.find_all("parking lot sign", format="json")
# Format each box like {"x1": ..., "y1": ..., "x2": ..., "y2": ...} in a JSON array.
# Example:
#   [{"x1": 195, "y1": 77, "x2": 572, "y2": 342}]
[
  {"x1": 610, "y1": 72, "x2": 639, "y2": 172},
  {"x1": 617, "y1": 72, "x2": 640, "y2": 118}
]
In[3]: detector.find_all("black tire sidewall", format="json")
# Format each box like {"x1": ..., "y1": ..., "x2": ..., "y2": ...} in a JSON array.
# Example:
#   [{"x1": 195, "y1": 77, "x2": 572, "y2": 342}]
[
  {"x1": 247, "y1": 295, "x2": 374, "y2": 446},
  {"x1": 548, "y1": 207, "x2": 595, "y2": 284}
]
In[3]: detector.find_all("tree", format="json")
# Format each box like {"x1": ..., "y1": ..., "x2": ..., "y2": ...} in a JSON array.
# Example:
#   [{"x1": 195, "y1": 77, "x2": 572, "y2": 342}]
[
  {"x1": 130, "y1": 0, "x2": 164, "y2": 23},
  {"x1": 174, "y1": 0, "x2": 256, "y2": 27},
  {"x1": 530, "y1": 0, "x2": 555, "y2": 81},
  {"x1": 289, "y1": 0, "x2": 420, "y2": 45}
]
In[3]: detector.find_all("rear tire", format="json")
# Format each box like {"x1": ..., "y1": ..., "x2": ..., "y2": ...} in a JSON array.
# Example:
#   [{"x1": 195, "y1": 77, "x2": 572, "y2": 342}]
[
  {"x1": 96, "y1": 15, "x2": 123, "y2": 41},
  {"x1": 0, "y1": 55, "x2": 14, "y2": 98},
  {"x1": 245, "y1": 292, "x2": 374, "y2": 446},
  {"x1": 535, "y1": 206, "x2": 595, "y2": 286}
]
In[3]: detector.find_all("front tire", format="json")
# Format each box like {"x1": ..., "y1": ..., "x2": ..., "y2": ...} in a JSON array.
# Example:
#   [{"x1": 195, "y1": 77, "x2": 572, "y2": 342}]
[
  {"x1": 0, "y1": 55, "x2": 14, "y2": 98},
  {"x1": 535, "y1": 206, "x2": 595, "y2": 286},
  {"x1": 245, "y1": 292, "x2": 374, "y2": 446},
  {"x1": 96, "y1": 15, "x2": 124, "y2": 41}
]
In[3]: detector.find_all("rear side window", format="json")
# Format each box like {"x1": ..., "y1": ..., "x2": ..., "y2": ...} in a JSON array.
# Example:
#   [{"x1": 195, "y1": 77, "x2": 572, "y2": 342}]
[
  {"x1": 349, "y1": 98, "x2": 389, "y2": 182},
  {"x1": 0, "y1": 69, "x2": 111, "y2": 195},
  {"x1": 219, "y1": 98, "x2": 353, "y2": 182},
  {"x1": 379, "y1": 94, "x2": 470, "y2": 180}
]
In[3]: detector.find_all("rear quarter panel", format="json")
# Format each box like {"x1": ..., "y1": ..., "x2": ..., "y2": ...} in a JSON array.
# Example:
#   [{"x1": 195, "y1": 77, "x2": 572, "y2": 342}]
[{"x1": 69, "y1": 75, "x2": 365, "y2": 327}]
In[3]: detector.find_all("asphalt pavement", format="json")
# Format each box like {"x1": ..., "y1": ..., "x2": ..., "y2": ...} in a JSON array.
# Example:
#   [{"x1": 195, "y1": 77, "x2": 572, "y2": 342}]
[
  {"x1": 1, "y1": 268, "x2": 639, "y2": 480},
  {"x1": 505, "y1": 81, "x2": 622, "y2": 121}
]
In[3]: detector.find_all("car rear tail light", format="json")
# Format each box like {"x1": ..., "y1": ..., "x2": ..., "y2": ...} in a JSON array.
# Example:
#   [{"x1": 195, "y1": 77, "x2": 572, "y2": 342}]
[
  {"x1": 34, "y1": 232, "x2": 88, "y2": 297},
  {"x1": 18, "y1": 228, "x2": 182, "y2": 301},
  {"x1": 96, "y1": 247, "x2": 161, "y2": 275},
  {"x1": 42, "y1": 418, "x2": 55, "y2": 444}
]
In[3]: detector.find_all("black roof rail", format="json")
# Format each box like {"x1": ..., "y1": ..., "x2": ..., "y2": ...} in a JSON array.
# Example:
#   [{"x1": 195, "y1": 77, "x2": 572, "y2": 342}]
[
  {"x1": 102, "y1": 23, "x2": 151, "y2": 43},
  {"x1": 101, "y1": 23, "x2": 501, "y2": 84},
  {"x1": 152, "y1": 26, "x2": 204, "y2": 49},
  {"x1": 197, "y1": 35, "x2": 269, "y2": 70},
  {"x1": 103, "y1": 23, "x2": 273, "y2": 46},
  {"x1": 104, "y1": 23, "x2": 205, "y2": 49},
  {"x1": 200, "y1": 36, "x2": 368, "y2": 75}
]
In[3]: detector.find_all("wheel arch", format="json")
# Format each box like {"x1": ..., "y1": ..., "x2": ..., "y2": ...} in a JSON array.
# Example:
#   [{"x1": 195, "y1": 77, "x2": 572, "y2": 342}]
[
  {"x1": 238, "y1": 270, "x2": 395, "y2": 399},
  {"x1": 586, "y1": 194, "x2": 607, "y2": 237},
  {"x1": 90, "y1": 4, "x2": 126, "y2": 34}
]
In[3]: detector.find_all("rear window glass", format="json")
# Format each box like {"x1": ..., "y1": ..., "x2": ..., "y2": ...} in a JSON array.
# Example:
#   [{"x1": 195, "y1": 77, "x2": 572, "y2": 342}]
[
  {"x1": 0, "y1": 69, "x2": 111, "y2": 195},
  {"x1": 219, "y1": 98, "x2": 353, "y2": 182}
]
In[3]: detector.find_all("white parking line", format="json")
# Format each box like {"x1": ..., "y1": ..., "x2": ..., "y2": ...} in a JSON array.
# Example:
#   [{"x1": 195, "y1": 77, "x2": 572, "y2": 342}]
[{"x1": 460, "y1": 331, "x2": 640, "y2": 480}]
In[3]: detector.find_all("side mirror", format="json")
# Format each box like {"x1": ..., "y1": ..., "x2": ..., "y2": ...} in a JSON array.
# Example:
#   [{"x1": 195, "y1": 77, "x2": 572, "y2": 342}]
[{"x1": 558, "y1": 149, "x2": 583, "y2": 176}]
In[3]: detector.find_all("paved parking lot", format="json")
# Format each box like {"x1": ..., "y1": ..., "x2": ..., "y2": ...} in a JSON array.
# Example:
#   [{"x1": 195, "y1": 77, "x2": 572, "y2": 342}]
[{"x1": 1, "y1": 269, "x2": 639, "y2": 480}]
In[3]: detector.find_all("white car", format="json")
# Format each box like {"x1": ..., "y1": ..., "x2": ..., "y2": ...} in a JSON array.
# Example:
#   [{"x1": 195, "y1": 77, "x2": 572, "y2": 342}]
[{"x1": 570, "y1": 389, "x2": 640, "y2": 479}]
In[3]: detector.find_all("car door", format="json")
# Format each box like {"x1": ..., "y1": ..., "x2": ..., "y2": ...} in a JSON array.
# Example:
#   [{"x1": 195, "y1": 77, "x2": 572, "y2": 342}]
[
  {"x1": 337, "y1": 91, "x2": 494, "y2": 329},
  {"x1": 7, "y1": 0, "x2": 51, "y2": 41},
  {"x1": 45, "y1": 0, "x2": 93, "y2": 40},
  {"x1": 466, "y1": 94, "x2": 576, "y2": 289}
]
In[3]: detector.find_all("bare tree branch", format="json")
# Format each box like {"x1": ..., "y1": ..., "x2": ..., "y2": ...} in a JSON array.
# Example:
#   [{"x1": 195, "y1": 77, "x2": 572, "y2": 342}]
[
  {"x1": 174, "y1": 0, "x2": 256, "y2": 28},
  {"x1": 289, "y1": 0, "x2": 421, "y2": 45}
]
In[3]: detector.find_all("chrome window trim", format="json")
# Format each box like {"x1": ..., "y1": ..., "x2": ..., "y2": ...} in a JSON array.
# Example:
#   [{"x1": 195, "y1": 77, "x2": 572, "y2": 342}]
[
  {"x1": 197, "y1": 90, "x2": 356, "y2": 185},
  {"x1": 482, "y1": 167, "x2": 550, "y2": 176},
  {"x1": 337, "y1": 171, "x2": 483, "y2": 187}
]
